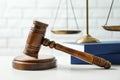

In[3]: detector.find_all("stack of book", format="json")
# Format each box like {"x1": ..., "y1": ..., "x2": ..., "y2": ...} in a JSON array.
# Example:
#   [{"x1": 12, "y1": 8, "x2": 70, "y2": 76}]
[{"x1": 62, "y1": 41, "x2": 120, "y2": 64}]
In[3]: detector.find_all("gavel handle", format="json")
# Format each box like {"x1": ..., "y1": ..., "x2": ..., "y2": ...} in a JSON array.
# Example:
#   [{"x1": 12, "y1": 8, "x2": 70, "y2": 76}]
[{"x1": 42, "y1": 38, "x2": 111, "y2": 69}]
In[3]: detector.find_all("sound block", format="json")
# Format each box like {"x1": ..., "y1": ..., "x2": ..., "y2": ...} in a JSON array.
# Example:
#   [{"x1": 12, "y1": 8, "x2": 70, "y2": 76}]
[{"x1": 12, "y1": 54, "x2": 56, "y2": 70}]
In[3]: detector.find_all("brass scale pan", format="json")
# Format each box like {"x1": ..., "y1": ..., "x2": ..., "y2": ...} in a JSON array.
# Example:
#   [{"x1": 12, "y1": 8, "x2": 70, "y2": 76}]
[
  {"x1": 103, "y1": 25, "x2": 120, "y2": 31},
  {"x1": 51, "y1": 30, "x2": 81, "y2": 34}
]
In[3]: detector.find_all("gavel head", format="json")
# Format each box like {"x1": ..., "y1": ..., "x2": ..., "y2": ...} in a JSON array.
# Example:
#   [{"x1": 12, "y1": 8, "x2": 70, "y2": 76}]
[
  {"x1": 13, "y1": 21, "x2": 57, "y2": 70},
  {"x1": 23, "y1": 21, "x2": 48, "y2": 58}
]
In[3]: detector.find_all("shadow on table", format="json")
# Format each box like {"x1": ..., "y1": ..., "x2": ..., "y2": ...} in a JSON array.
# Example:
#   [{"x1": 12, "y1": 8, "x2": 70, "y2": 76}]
[{"x1": 56, "y1": 64, "x2": 117, "y2": 71}]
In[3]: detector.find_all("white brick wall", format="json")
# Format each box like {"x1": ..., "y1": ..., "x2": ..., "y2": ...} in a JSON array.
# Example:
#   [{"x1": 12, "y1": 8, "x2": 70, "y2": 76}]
[{"x1": 0, "y1": 0, "x2": 120, "y2": 56}]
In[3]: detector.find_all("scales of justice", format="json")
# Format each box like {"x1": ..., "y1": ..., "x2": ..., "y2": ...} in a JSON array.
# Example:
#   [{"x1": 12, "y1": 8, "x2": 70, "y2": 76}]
[
  {"x1": 51, "y1": 0, "x2": 120, "y2": 43},
  {"x1": 51, "y1": 0, "x2": 100, "y2": 43}
]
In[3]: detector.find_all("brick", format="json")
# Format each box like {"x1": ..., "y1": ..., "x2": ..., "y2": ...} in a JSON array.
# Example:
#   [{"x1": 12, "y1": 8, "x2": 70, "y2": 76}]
[
  {"x1": 38, "y1": 0, "x2": 58, "y2": 8},
  {"x1": 88, "y1": 0, "x2": 97, "y2": 8},
  {"x1": 82, "y1": 8, "x2": 111, "y2": 18},
  {"x1": 3, "y1": 9, "x2": 22, "y2": 18},
  {"x1": 7, "y1": 19, "x2": 23, "y2": 28},
  {"x1": 0, "y1": 9, "x2": 6, "y2": 18},
  {"x1": 60, "y1": 19, "x2": 97, "y2": 29},
  {"x1": 21, "y1": 27, "x2": 30, "y2": 38},
  {"x1": 51, "y1": 8, "x2": 84, "y2": 19},
  {"x1": 90, "y1": 28, "x2": 112, "y2": 39},
  {"x1": 114, "y1": 0, "x2": 120, "y2": 8},
  {"x1": 113, "y1": 32, "x2": 120, "y2": 38},
  {"x1": 8, "y1": 38, "x2": 25, "y2": 48},
  {"x1": 113, "y1": 9, "x2": 120, "y2": 18},
  {"x1": 97, "y1": 18, "x2": 120, "y2": 26},
  {"x1": 0, "y1": 29, "x2": 21, "y2": 38},
  {"x1": 6, "y1": 19, "x2": 36, "y2": 29},
  {"x1": 0, "y1": 39, "x2": 7, "y2": 48},
  {"x1": 66, "y1": 0, "x2": 95, "y2": 8},
  {"x1": 106, "y1": 19, "x2": 120, "y2": 25},
  {"x1": 23, "y1": 8, "x2": 53, "y2": 19},
  {"x1": 37, "y1": 0, "x2": 97, "y2": 8},
  {"x1": 96, "y1": 18, "x2": 107, "y2": 27},
  {"x1": 7, "y1": 0, "x2": 36, "y2": 8},
  {"x1": 69, "y1": 0, "x2": 86, "y2": 8},
  {"x1": 97, "y1": 0, "x2": 112, "y2": 8},
  {"x1": 0, "y1": 48, "x2": 23, "y2": 56},
  {"x1": 51, "y1": 32, "x2": 83, "y2": 42},
  {"x1": 97, "y1": 0, "x2": 120, "y2": 8},
  {"x1": 0, "y1": 19, "x2": 7, "y2": 27},
  {"x1": 51, "y1": 18, "x2": 82, "y2": 30},
  {"x1": 0, "y1": 0, "x2": 6, "y2": 9},
  {"x1": 7, "y1": 19, "x2": 33, "y2": 28}
]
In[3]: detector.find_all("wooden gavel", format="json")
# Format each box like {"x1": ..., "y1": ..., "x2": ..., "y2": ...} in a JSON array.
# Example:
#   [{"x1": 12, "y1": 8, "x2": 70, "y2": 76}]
[{"x1": 22, "y1": 21, "x2": 111, "y2": 69}]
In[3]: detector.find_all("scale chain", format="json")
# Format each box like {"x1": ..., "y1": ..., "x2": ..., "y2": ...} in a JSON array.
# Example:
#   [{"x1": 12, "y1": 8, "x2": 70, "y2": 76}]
[{"x1": 105, "y1": 0, "x2": 114, "y2": 25}]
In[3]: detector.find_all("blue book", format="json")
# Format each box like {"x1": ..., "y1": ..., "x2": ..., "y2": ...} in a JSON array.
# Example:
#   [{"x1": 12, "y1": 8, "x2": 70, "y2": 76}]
[{"x1": 62, "y1": 41, "x2": 120, "y2": 64}]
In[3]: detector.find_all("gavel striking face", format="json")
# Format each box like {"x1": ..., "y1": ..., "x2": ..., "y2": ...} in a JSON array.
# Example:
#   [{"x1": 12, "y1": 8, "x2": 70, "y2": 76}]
[{"x1": 13, "y1": 21, "x2": 111, "y2": 70}]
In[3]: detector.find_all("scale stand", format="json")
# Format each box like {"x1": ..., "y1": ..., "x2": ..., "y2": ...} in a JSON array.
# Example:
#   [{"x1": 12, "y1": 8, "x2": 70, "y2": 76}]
[{"x1": 76, "y1": 0, "x2": 100, "y2": 43}]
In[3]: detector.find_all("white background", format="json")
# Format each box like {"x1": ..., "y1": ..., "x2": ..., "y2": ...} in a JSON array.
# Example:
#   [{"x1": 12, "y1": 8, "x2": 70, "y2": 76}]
[{"x1": 0, "y1": 0, "x2": 120, "y2": 56}]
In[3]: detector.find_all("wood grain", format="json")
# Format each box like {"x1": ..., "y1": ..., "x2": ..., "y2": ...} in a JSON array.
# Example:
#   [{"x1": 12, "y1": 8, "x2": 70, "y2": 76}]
[
  {"x1": 13, "y1": 54, "x2": 56, "y2": 70},
  {"x1": 42, "y1": 38, "x2": 111, "y2": 69}
]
